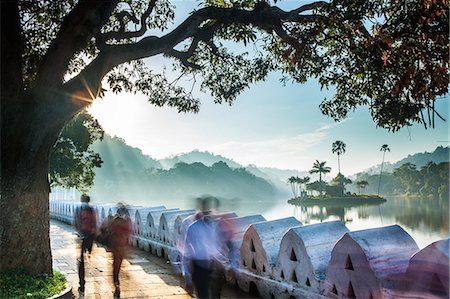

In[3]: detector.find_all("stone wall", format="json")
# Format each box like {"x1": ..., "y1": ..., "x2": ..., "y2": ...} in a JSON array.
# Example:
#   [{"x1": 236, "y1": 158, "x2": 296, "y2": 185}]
[{"x1": 49, "y1": 201, "x2": 448, "y2": 299}]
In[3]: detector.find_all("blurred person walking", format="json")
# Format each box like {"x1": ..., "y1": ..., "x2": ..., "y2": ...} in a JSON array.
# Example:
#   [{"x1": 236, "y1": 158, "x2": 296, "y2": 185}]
[
  {"x1": 101, "y1": 203, "x2": 132, "y2": 299},
  {"x1": 183, "y1": 196, "x2": 227, "y2": 298},
  {"x1": 74, "y1": 194, "x2": 97, "y2": 297}
]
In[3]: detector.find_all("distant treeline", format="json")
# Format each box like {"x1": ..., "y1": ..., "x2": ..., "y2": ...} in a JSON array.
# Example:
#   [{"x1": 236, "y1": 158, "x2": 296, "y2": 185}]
[
  {"x1": 90, "y1": 160, "x2": 277, "y2": 202},
  {"x1": 353, "y1": 162, "x2": 449, "y2": 201}
]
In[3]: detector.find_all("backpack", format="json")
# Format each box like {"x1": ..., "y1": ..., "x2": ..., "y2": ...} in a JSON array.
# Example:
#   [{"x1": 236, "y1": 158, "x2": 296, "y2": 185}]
[{"x1": 78, "y1": 205, "x2": 96, "y2": 235}]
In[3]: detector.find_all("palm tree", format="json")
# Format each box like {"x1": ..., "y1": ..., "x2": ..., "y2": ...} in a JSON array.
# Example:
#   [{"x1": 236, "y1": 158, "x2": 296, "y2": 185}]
[
  {"x1": 332, "y1": 140, "x2": 346, "y2": 174},
  {"x1": 297, "y1": 176, "x2": 310, "y2": 197},
  {"x1": 378, "y1": 144, "x2": 391, "y2": 195},
  {"x1": 287, "y1": 176, "x2": 298, "y2": 198},
  {"x1": 356, "y1": 180, "x2": 369, "y2": 195},
  {"x1": 309, "y1": 160, "x2": 331, "y2": 197}
]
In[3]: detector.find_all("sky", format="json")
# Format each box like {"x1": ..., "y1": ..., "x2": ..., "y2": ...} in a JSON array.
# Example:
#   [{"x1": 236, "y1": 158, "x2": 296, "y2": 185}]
[{"x1": 88, "y1": 1, "x2": 449, "y2": 177}]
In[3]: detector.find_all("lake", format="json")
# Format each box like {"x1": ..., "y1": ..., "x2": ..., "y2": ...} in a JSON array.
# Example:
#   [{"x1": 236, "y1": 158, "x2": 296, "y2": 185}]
[{"x1": 128, "y1": 195, "x2": 448, "y2": 249}]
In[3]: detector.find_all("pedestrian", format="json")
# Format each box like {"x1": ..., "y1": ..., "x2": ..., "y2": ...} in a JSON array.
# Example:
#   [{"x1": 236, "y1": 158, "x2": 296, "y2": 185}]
[
  {"x1": 183, "y1": 196, "x2": 227, "y2": 299},
  {"x1": 74, "y1": 194, "x2": 98, "y2": 297},
  {"x1": 104, "y1": 203, "x2": 132, "y2": 299}
]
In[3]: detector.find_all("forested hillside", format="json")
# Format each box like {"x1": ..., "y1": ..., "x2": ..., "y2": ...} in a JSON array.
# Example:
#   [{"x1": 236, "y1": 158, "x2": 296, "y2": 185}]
[
  {"x1": 90, "y1": 136, "x2": 448, "y2": 202},
  {"x1": 362, "y1": 146, "x2": 449, "y2": 174},
  {"x1": 89, "y1": 136, "x2": 279, "y2": 202}
]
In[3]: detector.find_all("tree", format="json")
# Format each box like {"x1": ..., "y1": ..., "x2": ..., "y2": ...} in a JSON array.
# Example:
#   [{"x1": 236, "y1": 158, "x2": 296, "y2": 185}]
[
  {"x1": 419, "y1": 162, "x2": 449, "y2": 200},
  {"x1": 1, "y1": 0, "x2": 448, "y2": 275},
  {"x1": 331, "y1": 172, "x2": 352, "y2": 194},
  {"x1": 377, "y1": 144, "x2": 391, "y2": 195},
  {"x1": 300, "y1": 176, "x2": 310, "y2": 196},
  {"x1": 331, "y1": 140, "x2": 346, "y2": 174},
  {"x1": 287, "y1": 176, "x2": 299, "y2": 198},
  {"x1": 309, "y1": 160, "x2": 331, "y2": 196},
  {"x1": 50, "y1": 112, "x2": 104, "y2": 192},
  {"x1": 356, "y1": 180, "x2": 369, "y2": 195},
  {"x1": 393, "y1": 162, "x2": 420, "y2": 194}
]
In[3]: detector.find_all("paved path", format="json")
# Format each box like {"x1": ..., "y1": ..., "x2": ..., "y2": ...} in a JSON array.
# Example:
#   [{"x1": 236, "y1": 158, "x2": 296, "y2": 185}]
[{"x1": 51, "y1": 220, "x2": 257, "y2": 299}]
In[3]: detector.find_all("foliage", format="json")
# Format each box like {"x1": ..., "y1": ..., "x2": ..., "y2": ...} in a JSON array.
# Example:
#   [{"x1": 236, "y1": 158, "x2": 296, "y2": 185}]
[
  {"x1": 354, "y1": 161, "x2": 449, "y2": 200},
  {"x1": 90, "y1": 159, "x2": 277, "y2": 201},
  {"x1": 393, "y1": 162, "x2": 421, "y2": 194},
  {"x1": 14, "y1": 0, "x2": 449, "y2": 130},
  {"x1": 377, "y1": 143, "x2": 391, "y2": 194},
  {"x1": 0, "y1": 269, "x2": 66, "y2": 299},
  {"x1": 331, "y1": 140, "x2": 346, "y2": 173},
  {"x1": 356, "y1": 180, "x2": 369, "y2": 194},
  {"x1": 419, "y1": 162, "x2": 449, "y2": 200},
  {"x1": 332, "y1": 173, "x2": 352, "y2": 186},
  {"x1": 393, "y1": 161, "x2": 449, "y2": 200},
  {"x1": 306, "y1": 180, "x2": 328, "y2": 193},
  {"x1": 287, "y1": 176, "x2": 299, "y2": 198},
  {"x1": 315, "y1": 0, "x2": 448, "y2": 131},
  {"x1": 309, "y1": 160, "x2": 331, "y2": 196},
  {"x1": 3, "y1": 0, "x2": 448, "y2": 275},
  {"x1": 331, "y1": 172, "x2": 352, "y2": 194},
  {"x1": 49, "y1": 112, "x2": 104, "y2": 192}
]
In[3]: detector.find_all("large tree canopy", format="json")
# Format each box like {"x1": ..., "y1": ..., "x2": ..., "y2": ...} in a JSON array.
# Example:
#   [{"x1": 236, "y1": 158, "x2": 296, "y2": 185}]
[{"x1": 0, "y1": 0, "x2": 448, "y2": 275}]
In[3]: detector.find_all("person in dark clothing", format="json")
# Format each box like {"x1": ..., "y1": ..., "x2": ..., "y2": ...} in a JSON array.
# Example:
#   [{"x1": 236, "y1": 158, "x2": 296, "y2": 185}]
[
  {"x1": 101, "y1": 203, "x2": 132, "y2": 299},
  {"x1": 74, "y1": 194, "x2": 97, "y2": 297}
]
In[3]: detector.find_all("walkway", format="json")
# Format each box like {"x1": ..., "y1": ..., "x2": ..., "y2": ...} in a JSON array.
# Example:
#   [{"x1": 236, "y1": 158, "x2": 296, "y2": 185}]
[{"x1": 50, "y1": 220, "x2": 257, "y2": 299}]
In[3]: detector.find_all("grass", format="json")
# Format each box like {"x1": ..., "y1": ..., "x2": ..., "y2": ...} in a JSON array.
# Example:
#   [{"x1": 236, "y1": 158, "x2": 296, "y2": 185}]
[{"x1": 0, "y1": 269, "x2": 66, "y2": 299}]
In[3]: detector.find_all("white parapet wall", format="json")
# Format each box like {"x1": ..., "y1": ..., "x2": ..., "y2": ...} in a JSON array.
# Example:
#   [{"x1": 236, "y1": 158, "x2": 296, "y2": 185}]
[
  {"x1": 237, "y1": 217, "x2": 302, "y2": 294},
  {"x1": 159, "y1": 210, "x2": 196, "y2": 246},
  {"x1": 228, "y1": 215, "x2": 266, "y2": 272},
  {"x1": 325, "y1": 225, "x2": 419, "y2": 299},
  {"x1": 49, "y1": 201, "x2": 446, "y2": 299},
  {"x1": 134, "y1": 207, "x2": 166, "y2": 250},
  {"x1": 275, "y1": 221, "x2": 349, "y2": 297},
  {"x1": 395, "y1": 238, "x2": 449, "y2": 298}
]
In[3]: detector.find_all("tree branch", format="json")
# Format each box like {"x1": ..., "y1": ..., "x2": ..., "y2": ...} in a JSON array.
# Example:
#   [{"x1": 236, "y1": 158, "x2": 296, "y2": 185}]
[
  {"x1": 62, "y1": 1, "x2": 327, "y2": 111},
  {"x1": 98, "y1": 0, "x2": 157, "y2": 43},
  {"x1": 35, "y1": 0, "x2": 120, "y2": 89}
]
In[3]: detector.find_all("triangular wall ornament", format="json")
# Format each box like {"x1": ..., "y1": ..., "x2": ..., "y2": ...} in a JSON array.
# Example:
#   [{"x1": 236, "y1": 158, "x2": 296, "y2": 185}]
[
  {"x1": 345, "y1": 254, "x2": 354, "y2": 270},
  {"x1": 250, "y1": 239, "x2": 256, "y2": 252},
  {"x1": 331, "y1": 284, "x2": 338, "y2": 295},
  {"x1": 290, "y1": 248, "x2": 297, "y2": 261},
  {"x1": 305, "y1": 277, "x2": 311, "y2": 287},
  {"x1": 347, "y1": 281, "x2": 356, "y2": 298},
  {"x1": 292, "y1": 271, "x2": 298, "y2": 283}
]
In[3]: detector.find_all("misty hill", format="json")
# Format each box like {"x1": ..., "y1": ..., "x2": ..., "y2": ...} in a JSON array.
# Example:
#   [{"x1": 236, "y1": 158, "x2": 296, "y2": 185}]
[
  {"x1": 159, "y1": 150, "x2": 315, "y2": 194},
  {"x1": 91, "y1": 135, "x2": 161, "y2": 175},
  {"x1": 89, "y1": 136, "x2": 280, "y2": 202},
  {"x1": 90, "y1": 160, "x2": 278, "y2": 202},
  {"x1": 360, "y1": 146, "x2": 449, "y2": 175},
  {"x1": 245, "y1": 165, "x2": 311, "y2": 193},
  {"x1": 159, "y1": 149, "x2": 241, "y2": 169}
]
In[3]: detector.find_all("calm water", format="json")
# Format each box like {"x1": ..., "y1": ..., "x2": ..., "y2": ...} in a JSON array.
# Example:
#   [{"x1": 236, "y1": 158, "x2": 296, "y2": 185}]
[{"x1": 128, "y1": 195, "x2": 449, "y2": 249}]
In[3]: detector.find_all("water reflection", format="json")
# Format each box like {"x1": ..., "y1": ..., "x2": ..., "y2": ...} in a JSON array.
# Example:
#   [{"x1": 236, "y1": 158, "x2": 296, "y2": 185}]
[
  {"x1": 292, "y1": 202, "x2": 379, "y2": 224},
  {"x1": 289, "y1": 196, "x2": 449, "y2": 248}
]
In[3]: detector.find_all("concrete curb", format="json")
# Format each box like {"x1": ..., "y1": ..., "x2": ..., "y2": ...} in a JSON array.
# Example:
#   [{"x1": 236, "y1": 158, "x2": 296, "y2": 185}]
[{"x1": 47, "y1": 286, "x2": 73, "y2": 299}]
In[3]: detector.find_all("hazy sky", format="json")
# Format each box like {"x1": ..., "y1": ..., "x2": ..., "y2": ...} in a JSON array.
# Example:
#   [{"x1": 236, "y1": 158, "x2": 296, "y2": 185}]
[{"x1": 88, "y1": 1, "x2": 449, "y2": 176}]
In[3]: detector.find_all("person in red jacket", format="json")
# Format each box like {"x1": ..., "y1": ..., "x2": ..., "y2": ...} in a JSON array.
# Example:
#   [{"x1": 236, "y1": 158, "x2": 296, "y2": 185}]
[
  {"x1": 104, "y1": 203, "x2": 132, "y2": 299},
  {"x1": 74, "y1": 194, "x2": 97, "y2": 297}
]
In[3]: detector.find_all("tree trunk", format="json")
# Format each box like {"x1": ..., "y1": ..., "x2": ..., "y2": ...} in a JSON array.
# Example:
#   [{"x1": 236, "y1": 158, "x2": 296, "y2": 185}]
[
  {"x1": 0, "y1": 91, "x2": 72, "y2": 275},
  {"x1": 0, "y1": 177, "x2": 52, "y2": 275},
  {"x1": 0, "y1": 115, "x2": 59, "y2": 274}
]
